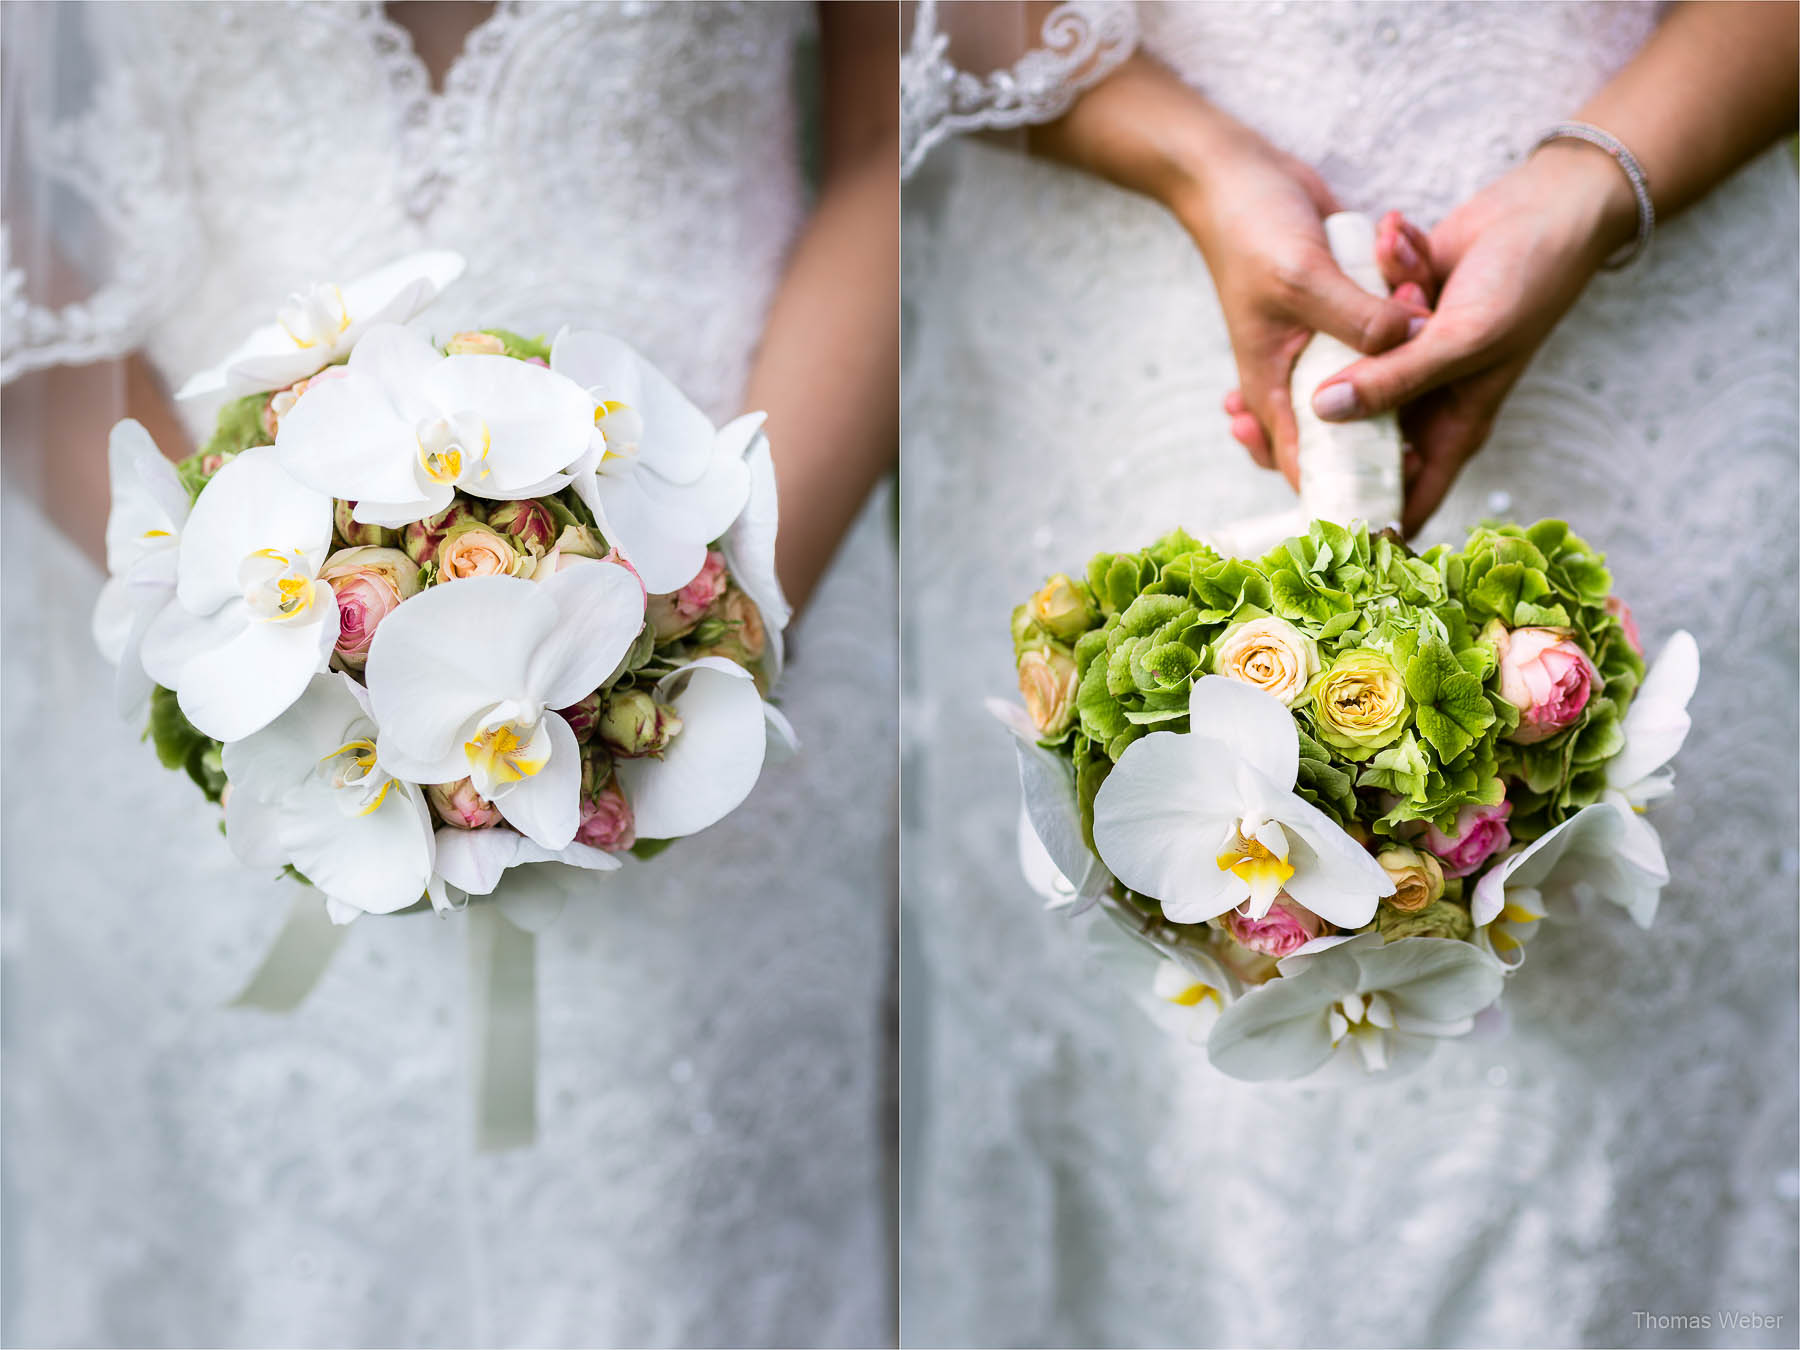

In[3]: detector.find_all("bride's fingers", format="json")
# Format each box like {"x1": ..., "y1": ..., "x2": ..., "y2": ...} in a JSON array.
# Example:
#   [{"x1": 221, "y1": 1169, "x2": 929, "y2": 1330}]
[
  {"x1": 1231, "y1": 412, "x2": 1273, "y2": 467},
  {"x1": 1393, "y1": 281, "x2": 1429, "y2": 313},
  {"x1": 1291, "y1": 266, "x2": 1421, "y2": 357},
  {"x1": 1311, "y1": 317, "x2": 1486, "y2": 423},
  {"x1": 1376, "y1": 210, "x2": 1436, "y2": 301},
  {"x1": 1224, "y1": 388, "x2": 1248, "y2": 416}
]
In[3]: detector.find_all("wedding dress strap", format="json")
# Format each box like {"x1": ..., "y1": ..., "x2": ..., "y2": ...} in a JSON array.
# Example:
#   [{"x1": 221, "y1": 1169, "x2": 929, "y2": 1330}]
[{"x1": 900, "y1": 0, "x2": 1139, "y2": 178}]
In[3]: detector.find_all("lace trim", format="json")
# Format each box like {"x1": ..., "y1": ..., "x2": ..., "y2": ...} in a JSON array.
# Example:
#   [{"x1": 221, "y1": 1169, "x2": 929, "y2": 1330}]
[
  {"x1": 1, "y1": 60, "x2": 200, "y2": 384},
  {"x1": 900, "y1": 0, "x2": 1139, "y2": 178}
]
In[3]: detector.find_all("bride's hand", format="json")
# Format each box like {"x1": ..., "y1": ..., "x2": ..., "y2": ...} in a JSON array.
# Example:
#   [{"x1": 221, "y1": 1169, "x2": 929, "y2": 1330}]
[
  {"x1": 1029, "y1": 57, "x2": 1427, "y2": 487},
  {"x1": 1168, "y1": 124, "x2": 1433, "y2": 489},
  {"x1": 1221, "y1": 208, "x2": 1436, "y2": 469},
  {"x1": 1307, "y1": 144, "x2": 1638, "y2": 533}
]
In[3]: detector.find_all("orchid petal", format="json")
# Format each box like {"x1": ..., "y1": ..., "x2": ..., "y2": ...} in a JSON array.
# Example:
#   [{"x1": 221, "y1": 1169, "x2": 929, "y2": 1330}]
[
  {"x1": 221, "y1": 672, "x2": 367, "y2": 798},
  {"x1": 615, "y1": 659, "x2": 767, "y2": 840},
  {"x1": 424, "y1": 354, "x2": 594, "y2": 495},
  {"x1": 279, "y1": 778, "x2": 435, "y2": 914},
  {"x1": 721, "y1": 420, "x2": 790, "y2": 674},
  {"x1": 1270, "y1": 790, "x2": 1394, "y2": 928},
  {"x1": 1206, "y1": 965, "x2": 1340, "y2": 1081},
  {"x1": 525, "y1": 561, "x2": 647, "y2": 710},
  {"x1": 274, "y1": 370, "x2": 424, "y2": 509},
  {"x1": 1091, "y1": 730, "x2": 1245, "y2": 922},
  {"x1": 138, "y1": 599, "x2": 242, "y2": 690},
  {"x1": 493, "y1": 713, "x2": 581, "y2": 849},
  {"x1": 1186, "y1": 676, "x2": 1300, "y2": 791},
  {"x1": 104, "y1": 420, "x2": 189, "y2": 576},
  {"x1": 177, "y1": 600, "x2": 339, "y2": 742},
  {"x1": 434, "y1": 826, "x2": 521, "y2": 897},
  {"x1": 549, "y1": 329, "x2": 714, "y2": 483},
  {"x1": 1351, "y1": 937, "x2": 1506, "y2": 1025},
  {"x1": 224, "y1": 784, "x2": 288, "y2": 869},
  {"x1": 176, "y1": 448, "x2": 334, "y2": 616},
  {"x1": 1607, "y1": 631, "x2": 1699, "y2": 791},
  {"x1": 491, "y1": 864, "x2": 575, "y2": 932},
  {"x1": 365, "y1": 575, "x2": 547, "y2": 765}
]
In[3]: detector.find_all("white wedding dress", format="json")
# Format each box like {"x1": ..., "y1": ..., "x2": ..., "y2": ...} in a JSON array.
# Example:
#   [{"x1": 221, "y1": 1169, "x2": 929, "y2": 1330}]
[
  {"x1": 901, "y1": 4, "x2": 1798, "y2": 1346},
  {"x1": 2, "y1": 4, "x2": 894, "y2": 1346}
]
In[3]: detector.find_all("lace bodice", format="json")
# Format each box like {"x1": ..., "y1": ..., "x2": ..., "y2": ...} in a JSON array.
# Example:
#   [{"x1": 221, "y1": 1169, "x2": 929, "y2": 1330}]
[
  {"x1": 901, "y1": 4, "x2": 1799, "y2": 1346},
  {"x1": 4, "y1": 5, "x2": 897, "y2": 1346}
]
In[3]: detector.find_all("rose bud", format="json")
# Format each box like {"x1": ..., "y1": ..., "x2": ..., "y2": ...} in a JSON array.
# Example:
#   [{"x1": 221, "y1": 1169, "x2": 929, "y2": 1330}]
[
  {"x1": 599, "y1": 688, "x2": 683, "y2": 758},
  {"x1": 1494, "y1": 626, "x2": 1599, "y2": 744},
  {"x1": 646, "y1": 551, "x2": 730, "y2": 642},
  {"x1": 557, "y1": 691, "x2": 604, "y2": 743},
  {"x1": 444, "y1": 330, "x2": 507, "y2": 356},
  {"x1": 580, "y1": 741, "x2": 615, "y2": 797},
  {"x1": 529, "y1": 525, "x2": 612, "y2": 580},
  {"x1": 1421, "y1": 801, "x2": 1513, "y2": 879},
  {"x1": 427, "y1": 777, "x2": 503, "y2": 830},
  {"x1": 687, "y1": 589, "x2": 768, "y2": 673},
  {"x1": 1376, "y1": 844, "x2": 1446, "y2": 913},
  {"x1": 1376, "y1": 899, "x2": 1474, "y2": 943},
  {"x1": 575, "y1": 780, "x2": 637, "y2": 852},
  {"x1": 1017, "y1": 646, "x2": 1078, "y2": 738},
  {"x1": 1220, "y1": 897, "x2": 1322, "y2": 958},
  {"x1": 319, "y1": 545, "x2": 421, "y2": 670},
  {"x1": 403, "y1": 498, "x2": 485, "y2": 563},
  {"x1": 435, "y1": 522, "x2": 521, "y2": 581},
  {"x1": 486, "y1": 499, "x2": 559, "y2": 555},
  {"x1": 334, "y1": 498, "x2": 399, "y2": 549},
  {"x1": 1027, "y1": 573, "x2": 1098, "y2": 642},
  {"x1": 199, "y1": 453, "x2": 227, "y2": 478},
  {"x1": 1605, "y1": 595, "x2": 1644, "y2": 657}
]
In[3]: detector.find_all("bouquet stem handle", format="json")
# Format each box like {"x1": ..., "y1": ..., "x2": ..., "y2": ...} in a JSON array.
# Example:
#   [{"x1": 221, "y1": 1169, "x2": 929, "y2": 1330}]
[
  {"x1": 230, "y1": 888, "x2": 350, "y2": 1011},
  {"x1": 468, "y1": 903, "x2": 539, "y2": 1151}
]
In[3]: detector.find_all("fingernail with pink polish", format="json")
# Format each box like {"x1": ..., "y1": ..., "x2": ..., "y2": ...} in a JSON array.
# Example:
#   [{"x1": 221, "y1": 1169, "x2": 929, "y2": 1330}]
[
  {"x1": 1392, "y1": 232, "x2": 1419, "y2": 270},
  {"x1": 1313, "y1": 382, "x2": 1362, "y2": 421},
  {"x1": 1406, "y1": 316, "x2": 1427, "y2": 339}
]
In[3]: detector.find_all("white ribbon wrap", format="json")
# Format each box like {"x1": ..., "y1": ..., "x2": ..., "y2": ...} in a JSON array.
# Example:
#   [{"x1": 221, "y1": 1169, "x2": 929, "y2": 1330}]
[{"x1": 1205, "y1": 211, "x2": 1407, "y2": 557}]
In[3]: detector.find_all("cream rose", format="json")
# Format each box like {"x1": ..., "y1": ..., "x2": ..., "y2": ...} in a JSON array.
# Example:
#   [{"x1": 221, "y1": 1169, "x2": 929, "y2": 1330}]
[
  {"x1": 1018, "y1": 646, "x2": 1079, "y2": 738},
  {"x1": 435, "y1": 523, "x2": 520, "y2": 581},
  {"x1": 1213, "y1": 615, "x2": 1320, "y2": 706},
  {"x1": 1376, "y1": 844, "x2": 1446, "y2": 913},
  {"x1": 1028, "y1": 574, "x2": 1097, "y2": 642}
]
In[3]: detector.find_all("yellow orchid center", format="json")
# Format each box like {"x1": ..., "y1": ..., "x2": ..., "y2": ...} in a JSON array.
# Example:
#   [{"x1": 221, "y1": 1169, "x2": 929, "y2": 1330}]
[
  {"x1": 241, "y1": 547, "x2": 318, "y2": 623},
  {"x1": 319, "y1": 737, "x2": 393, "y2": 816},
  {"x1": 416, "y1": 411, "x2": 491, "y2": 486},
  {"x1": 143, "y1": 527, "x2": 172, "y2": 539},
  {"x1": 277, "y1": 283, "x2": 351, "y2": 349},
  {"x1": 593, "y1": 399, "x2": 644, "y2": 470},
  {"x1": 1215, "y1": 834, "x2": 1295, "y2": 892},
  {"x1": 465, "y1": 721, "x2": 548, "y2": 787}
]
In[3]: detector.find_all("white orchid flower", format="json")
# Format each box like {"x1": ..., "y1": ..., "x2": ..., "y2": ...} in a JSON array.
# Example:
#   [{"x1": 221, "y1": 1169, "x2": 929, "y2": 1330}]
[
  {"x1": 431, "y1": 823, "x2": 622, "y2": 928},
  {"x1": 1472, "y1": 631, "x2": 1697, "y2": 933},
  {"x1": 1206, "y1": 932, "x2": 1506, "y2": 1080},
  {"x1": 91, "y1": 420, "x2": 190, "y2": 717},
  {"x1": 222, "y1": 672, "x2": 439, "y2": 923},
  {"x1": 364, "y1": 563, "x2": 645, "y2": 849},
  {"x1": 275, "y1": 323, "x2": 595, "y2": 528},
  {"x1": 718, "y1": 412, "x2": 791, "y2": 680},
  {"x1": 1092, "y1": 676, "x2": 1394, "y2": 928},
  {"x1": 175, "y1": 250, "x2": 465, "y2": 403},
  {"x1": 613, "y1": 657, "x2": 771, "y2": 840},
  {"x1": 988, "y1": 697, "x2": 1110, "y2": 909},
  {"x1": 137, "y1": 448, "x2": 338, "y2": 742},
  {"x1": 549, "y1": 329, "x2": 752, "y2": 595}
]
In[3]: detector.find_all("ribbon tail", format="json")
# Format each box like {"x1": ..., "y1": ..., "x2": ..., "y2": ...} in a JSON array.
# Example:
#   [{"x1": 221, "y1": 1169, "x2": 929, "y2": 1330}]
[
  {"x1": 468, "y1": 902, "x2": 538, "y2": 1151},
  {"x1": 230, "y1": 888, "x2": 350, "y2": 1011}
]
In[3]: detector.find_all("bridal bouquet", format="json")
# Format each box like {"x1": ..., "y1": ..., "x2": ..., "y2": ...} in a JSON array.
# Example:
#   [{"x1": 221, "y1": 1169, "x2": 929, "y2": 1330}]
[
  {"x1": 997, "y1": 518, "x2": 1696, "y2": 1081},
  {"x1": 94, "y1": 251, "x2": 792, "y2": 930}
]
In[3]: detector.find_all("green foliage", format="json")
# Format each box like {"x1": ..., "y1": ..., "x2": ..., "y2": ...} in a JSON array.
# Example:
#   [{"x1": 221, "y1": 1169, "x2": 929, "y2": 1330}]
[
  {"x1": 479, "y1": 328, "x2": 554, "y2": 362},
  {"x1": 147, "y1": 685, "x2": 227, "y2": 804}
]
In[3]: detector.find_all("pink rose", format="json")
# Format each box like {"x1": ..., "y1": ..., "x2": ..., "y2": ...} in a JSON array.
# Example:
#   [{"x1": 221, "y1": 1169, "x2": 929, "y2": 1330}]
[
  {"x1": 486, "y1": 499, "x2": 559, "y2": 554},
  {"x1": 319, "y1": 545, "x2": 420, "y2": 670},
  {"x1": 427, "y1": 778, "x2": 502, "y2": 830},
  {"x1": 576, "y1": 781, "x2": 636, "y2": 852},
  {"x1": 1421, "y1": 801, "x2": 1514, "y2": 879},
  {"x1": 646, "y1": 550, "x2": 729, "y2": 641},
  {"x1": 556, "y1": 691, "x2": 603, "y2": 743},
  {"x1": 1495, "y1": 626, "x2": 1599, "y2": 744},
  {"x1": 1221, "y1": 899, "x2": 1322, "y2": 959},
  {"x1": 1605, "y1": 595, "x2": 1644, "y2": 658}
]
